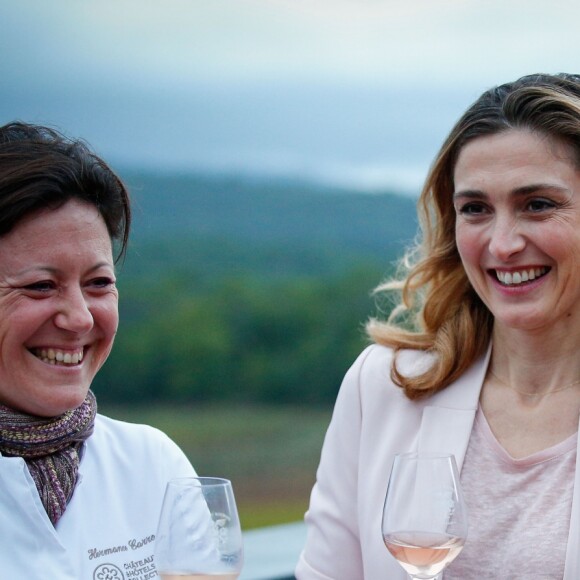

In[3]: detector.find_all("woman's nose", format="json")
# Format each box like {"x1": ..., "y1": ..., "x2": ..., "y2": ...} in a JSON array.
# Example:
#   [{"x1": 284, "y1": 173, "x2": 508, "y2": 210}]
[
  {"x1": 488, "y1": 216, "x2": 526, "y2": 261},
  {"x1": 54, "y1": 288, "x2": 94, "y2": 333}
]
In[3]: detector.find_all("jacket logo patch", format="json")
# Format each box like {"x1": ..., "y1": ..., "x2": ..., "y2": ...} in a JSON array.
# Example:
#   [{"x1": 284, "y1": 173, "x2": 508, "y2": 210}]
[{"x1": 93, "y1": 563, "x2": 124, "y2": 579}]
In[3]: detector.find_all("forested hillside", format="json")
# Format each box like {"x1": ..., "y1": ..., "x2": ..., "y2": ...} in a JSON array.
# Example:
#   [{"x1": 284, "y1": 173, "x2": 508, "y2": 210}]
[{"x1": 93, "y1": 171, "x2": 419, "y2": 405}]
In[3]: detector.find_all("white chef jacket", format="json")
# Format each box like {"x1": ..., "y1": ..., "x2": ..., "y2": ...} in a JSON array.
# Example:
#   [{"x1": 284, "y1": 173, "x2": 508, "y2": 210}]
[
  {"x1": 295, "y1": 344, "x2": 580, "y2": 580},
  {"x1": 0, "y1": 413, "x2": 196, "y2": 579}
]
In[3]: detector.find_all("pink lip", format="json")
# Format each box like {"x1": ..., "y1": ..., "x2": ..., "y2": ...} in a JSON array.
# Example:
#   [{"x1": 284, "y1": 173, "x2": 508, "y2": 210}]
[
  {"x1": 34, "y1": 358, "x2": 85, "y2": 371},
  {"x1": 29, "y1": 345, "x2": 85, "y2": 351}
]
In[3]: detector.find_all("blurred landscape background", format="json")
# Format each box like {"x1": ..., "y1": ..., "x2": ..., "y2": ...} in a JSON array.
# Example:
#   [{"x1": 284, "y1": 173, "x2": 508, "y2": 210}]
[
  {"x1": 1, "y1": 0, "x2": 578, "y2": 530},
  {"x1": 97, "y1": 171, "x2": 417, "y2": 528}
]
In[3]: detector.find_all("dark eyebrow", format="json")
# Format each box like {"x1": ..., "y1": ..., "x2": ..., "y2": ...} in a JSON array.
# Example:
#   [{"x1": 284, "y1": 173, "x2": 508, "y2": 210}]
[
  {"x1": 15, "y1": 262, "x2": 114, "y2": 277},
  {"x1": 452, "y1": 189, "x2": 486, "y2": 201},
  {"x1": 453, "y1": 183, "x2": 570, "y2": 200}
]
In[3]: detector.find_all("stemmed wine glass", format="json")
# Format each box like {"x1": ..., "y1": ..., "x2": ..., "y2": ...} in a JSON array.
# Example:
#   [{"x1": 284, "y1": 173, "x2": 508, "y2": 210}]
[
  {"x1": 154, "y1": 477, "x2": 243, "y2": 580},
  {"x1": 382, "y1": 453, "x2": 468, "y2": 580}
]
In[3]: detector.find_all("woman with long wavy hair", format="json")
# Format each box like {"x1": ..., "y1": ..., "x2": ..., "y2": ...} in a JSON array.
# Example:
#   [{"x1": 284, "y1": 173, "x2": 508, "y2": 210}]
[{"x1": 296, "y1": 73, "x2": 580, "y2": 579}]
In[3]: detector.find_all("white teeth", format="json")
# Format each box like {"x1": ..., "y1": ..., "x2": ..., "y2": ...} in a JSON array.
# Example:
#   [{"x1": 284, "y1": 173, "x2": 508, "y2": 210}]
[
  {"x1": 32, "y1": 348, "x2": 84, "y2": 365},
  {"x1": 496, "y1": 267, "x2": 547, "y2": 286}
]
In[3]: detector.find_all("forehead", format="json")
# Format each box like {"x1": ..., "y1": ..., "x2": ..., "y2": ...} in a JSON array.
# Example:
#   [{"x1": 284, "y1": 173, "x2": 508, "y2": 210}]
[
  {"x1": 11, "y1": 199, "x2": 104, "y2": 233},
  {"x1": 0, "y1": 199, "x2": 112, "y2": 263},
  {"x1": 453, "y1": 129, "x2": 579, "y2": 190}
]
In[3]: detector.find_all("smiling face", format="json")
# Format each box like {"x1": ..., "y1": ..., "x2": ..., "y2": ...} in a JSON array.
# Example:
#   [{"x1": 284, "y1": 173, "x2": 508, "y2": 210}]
[
  {"x1": 453, "y1": 129, "x2": 580, "y2": 335},
  {"x1": 0, "y1": 199, "x2": 118, "y2": 416}
]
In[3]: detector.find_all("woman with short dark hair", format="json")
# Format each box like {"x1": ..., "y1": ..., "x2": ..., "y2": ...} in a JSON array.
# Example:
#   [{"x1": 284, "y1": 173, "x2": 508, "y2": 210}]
[{"x1": 0, "y1": 122, "x2": 196, "y2": 578}]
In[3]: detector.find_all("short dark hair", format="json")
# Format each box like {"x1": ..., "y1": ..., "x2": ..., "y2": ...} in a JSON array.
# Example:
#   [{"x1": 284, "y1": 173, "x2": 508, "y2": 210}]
[{"x1": 0, "y1": 122, "x2": 131, "y2": 262}]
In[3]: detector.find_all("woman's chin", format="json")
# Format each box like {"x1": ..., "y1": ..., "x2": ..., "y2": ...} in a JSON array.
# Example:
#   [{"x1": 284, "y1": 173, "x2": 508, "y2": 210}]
[
  {"x1": 19, "y1": 389, "x2": 90, "y2": 417},
  {"x1": 492, "y1": 310, "x2": 559, "y2": 335}
]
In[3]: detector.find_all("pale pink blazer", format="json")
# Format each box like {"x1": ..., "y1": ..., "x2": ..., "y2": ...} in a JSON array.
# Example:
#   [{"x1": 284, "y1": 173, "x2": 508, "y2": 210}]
[{"x1": 295, "y1": 344, "x2": 580, "y2": 579}]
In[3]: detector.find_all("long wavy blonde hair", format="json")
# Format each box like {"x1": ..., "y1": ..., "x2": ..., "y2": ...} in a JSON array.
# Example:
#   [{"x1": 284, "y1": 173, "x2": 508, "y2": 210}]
[{"x1": 367, "y1": 73, "x2": 580, "y2": 399}]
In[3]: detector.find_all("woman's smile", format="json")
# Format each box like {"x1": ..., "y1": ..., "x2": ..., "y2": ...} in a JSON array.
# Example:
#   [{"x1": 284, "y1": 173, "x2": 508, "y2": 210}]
[
  {"x1": 492, "y1": 266, "x2": 549, "y2": 286},
  {"x1": 29, "y1": 346, "x2": 85, "y2": 366}
]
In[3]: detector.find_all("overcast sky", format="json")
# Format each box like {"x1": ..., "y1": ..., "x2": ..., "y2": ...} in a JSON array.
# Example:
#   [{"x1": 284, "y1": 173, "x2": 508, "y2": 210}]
[{"x1": 0, "y1": 0, "x2": 578, "y2": 193}]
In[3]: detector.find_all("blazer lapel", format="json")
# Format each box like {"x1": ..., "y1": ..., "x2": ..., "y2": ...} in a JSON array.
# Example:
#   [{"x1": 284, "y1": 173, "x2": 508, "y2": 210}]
[
  {"x1": 417, "y1": 345, "x2": 491, "y2": 471},
  {"x1": 418, "y1": 407, "x2": 477, "y2": 471}
]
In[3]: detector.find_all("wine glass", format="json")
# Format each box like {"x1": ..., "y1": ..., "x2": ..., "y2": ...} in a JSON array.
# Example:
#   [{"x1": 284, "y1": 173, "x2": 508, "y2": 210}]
[
  {"x1": 382, "y1": 453, "x2": 468, "y2": 580},
  {"x1": 154, "y1": 477, "x2": 243, "y2": 580}
]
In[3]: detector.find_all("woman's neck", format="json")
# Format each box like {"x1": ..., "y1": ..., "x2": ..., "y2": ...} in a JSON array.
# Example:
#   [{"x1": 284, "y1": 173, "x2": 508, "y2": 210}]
[{"x1": 491, "y1": 324, "x2": 580, "y2": 396}]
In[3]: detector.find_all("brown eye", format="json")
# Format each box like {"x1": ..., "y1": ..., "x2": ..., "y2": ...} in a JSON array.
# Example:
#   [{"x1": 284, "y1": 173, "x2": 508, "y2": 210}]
[
  {"x1": 527, "y1": 198, "x2": 555, "y2": 212},
  {"x1": 24, "y1": 281, "x2": 55, "y2": 292},
  {"x1": 90, "y1": 277, "x2": 115, "y2": 288},
  {"x1": 458, "y1": 202, "x2": 487, "y2": 215}
]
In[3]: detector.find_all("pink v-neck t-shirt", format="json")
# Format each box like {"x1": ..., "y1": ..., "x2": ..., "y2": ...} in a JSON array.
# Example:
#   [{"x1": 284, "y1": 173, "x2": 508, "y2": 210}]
[{"x1": 445, "y1": 406, "x2": 576, "y2": 579}]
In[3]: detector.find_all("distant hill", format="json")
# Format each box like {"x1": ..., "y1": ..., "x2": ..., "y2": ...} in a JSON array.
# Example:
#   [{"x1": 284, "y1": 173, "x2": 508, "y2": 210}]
[
  {"x1": 119, "y1": 171, "x2": 419, "y2": 282},
  {"x1": 95, "y1": 172, "x2": 422, "y2": 405}
]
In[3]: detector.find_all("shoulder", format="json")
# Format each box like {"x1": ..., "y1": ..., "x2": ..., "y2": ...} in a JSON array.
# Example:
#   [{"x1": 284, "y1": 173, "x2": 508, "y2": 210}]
[
  {"x1": 342, "y1": 343, "x2": 392, "y2": 389},
  {"x1": 93, "y1": 414, "x2": 175, "y2": 445},
  {"x1": 88, "y1": 414, "x2": 194, "y2": 471},
  {"x1": 343, "y1": 343, "x2": 436, "y2": 400},
  {"x1": 352, "y1": 343, "x2": 436, "y2": 373},
  {"x1": 326, "y1": 344, "x2": 433, "y2": 441}
]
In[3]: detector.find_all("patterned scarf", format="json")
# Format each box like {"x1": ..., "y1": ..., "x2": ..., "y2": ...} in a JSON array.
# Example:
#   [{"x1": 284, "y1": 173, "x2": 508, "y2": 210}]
[{"x1": 0, "y1": 390, "x2": 97, "y2": 526}]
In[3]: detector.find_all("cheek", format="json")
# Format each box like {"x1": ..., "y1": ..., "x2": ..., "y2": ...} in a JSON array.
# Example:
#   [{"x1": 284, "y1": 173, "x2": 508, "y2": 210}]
[
  {"x1": 95, "y1": 300, "x2": 119, "y2": 338},
  {"x1": 542, "y1": 231, "x2": 580, "y2": 261},
  {"x1": 0, "y1": 303, "x2": 51, "y2": 342},
  {"x1": 93, "y1": 305, "x2": 118, "y2": 367},
  {"x1": 107, "y1": 308, "x2": 119, "y2": 337},
  {"x1": 455, "y1": 225, "x2": 481, "y2": 271}
]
